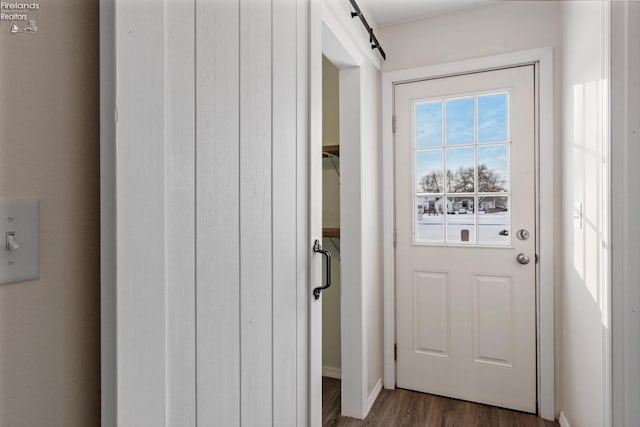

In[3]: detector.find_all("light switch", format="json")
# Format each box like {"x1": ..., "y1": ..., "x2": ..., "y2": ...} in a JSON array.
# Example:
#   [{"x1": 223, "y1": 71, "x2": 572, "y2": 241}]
[
  {"x1": 0, "y1": 198, "x2": 40, "y2": 285},
  {"x1": 6, "y1": 232, "x2": 20, "y2": 251}
]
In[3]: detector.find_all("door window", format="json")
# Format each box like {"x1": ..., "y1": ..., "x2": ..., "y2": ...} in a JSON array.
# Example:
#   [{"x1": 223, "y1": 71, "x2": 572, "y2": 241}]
[{"x1": 414, "y1": 92, "x2": 511, "y2": 245}]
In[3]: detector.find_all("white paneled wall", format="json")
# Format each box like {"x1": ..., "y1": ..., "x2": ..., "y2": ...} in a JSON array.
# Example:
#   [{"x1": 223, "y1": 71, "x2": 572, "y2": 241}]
[
  {"x1": 166, "y1": 0, "x2": 197, "y2": 425},
  {"x1": 196, "y1": 1, "x2": 240, "y2": 425},
  {"x1": 272, "y1": 1, "x2": 302, "y2": 425},
  {"x1": 611, "y1": 3, "x2": 640, "y2": 427},
  {"x1": 112, "y1": 3, "x2": 170, "y2": 424},
  {"x1": 101, "y1": 0, "x2": 310, "y2": 425}
]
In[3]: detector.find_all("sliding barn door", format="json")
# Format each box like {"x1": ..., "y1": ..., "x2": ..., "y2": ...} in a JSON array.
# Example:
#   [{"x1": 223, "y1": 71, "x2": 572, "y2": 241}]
[
  {"x1": 196, "y1": 0, "x2": 309, "y2": 425},
  {"x1": 101, "y1": 0, "x2": 310, "y2": 425}
]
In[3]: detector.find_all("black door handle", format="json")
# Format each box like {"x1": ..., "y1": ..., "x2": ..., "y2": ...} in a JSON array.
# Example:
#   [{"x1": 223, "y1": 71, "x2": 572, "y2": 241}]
[{"x1": 313, "y1": 239, "x2": 332, "y2": 300}]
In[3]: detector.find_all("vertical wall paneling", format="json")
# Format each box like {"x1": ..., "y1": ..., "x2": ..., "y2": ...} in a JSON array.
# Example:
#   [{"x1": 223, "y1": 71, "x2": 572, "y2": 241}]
[
  {"x1": 196, "y1": 0, "x2": 241, "y2": 425},
  {"x1": 272, "y1": 0, "x2": 299, "y2": 425},
  {"x1": 115, "y1": 3, "x2": 167, "y2": 425},
  {"x1": 165, "y1": 0, "x2": 196, "y2": 424},
  {"x1": 296, "y1": 0, "x2": 311, "y2": 425},
  {"x1": 240, "y1": 0, "x2": 274, "y2": 424}
]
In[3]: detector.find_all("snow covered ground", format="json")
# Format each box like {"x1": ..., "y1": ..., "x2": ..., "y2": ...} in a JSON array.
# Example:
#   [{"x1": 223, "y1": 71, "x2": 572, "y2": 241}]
[{"x1": 416, "y1": 212, "x2": 509, "y2": 244}]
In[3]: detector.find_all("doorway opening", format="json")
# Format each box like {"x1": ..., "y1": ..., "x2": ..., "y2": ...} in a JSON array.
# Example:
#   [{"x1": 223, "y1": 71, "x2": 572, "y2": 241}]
[
  {"x1": 313, "y1": 14, "x2": 370, "y2": 423},
  {"x1": 321, "y1": 53, "x2": 343, "y2": 421},
  {"x1": 321, "y1": 54, "x2": 342, "y2": 378},
  {"x1": 381, "y1": 48, "x2": 556, "y2": 420},
  {"x1": 394, "y1": 65, "x2": 537, "y2": 413}
]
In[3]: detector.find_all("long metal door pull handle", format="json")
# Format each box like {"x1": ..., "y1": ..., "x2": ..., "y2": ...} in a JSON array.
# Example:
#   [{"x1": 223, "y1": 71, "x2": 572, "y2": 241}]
[{"x1": 313, "y1": 239, "x2": 332, "y2": 300}]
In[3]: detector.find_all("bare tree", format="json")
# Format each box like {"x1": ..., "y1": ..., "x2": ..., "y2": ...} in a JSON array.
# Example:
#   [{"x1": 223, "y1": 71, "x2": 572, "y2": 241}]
[
  {"x1": 419, "y1": 164, "x2": 505, "y2": 194},
  {"x1": 419, "y1": 171, "x2": 443, "y2": 193},
  {"x1": 478, "y1": 164, "x2": 506, "y2": 192},
  {"x1": 449, "y1": 166, "x2": 474, "y2": 193}
]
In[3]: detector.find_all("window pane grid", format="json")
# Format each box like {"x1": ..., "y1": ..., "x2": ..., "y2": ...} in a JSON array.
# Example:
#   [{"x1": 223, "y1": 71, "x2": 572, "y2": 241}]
[
  {"x1": 415, "y1": 141, "x2": 511, "y2": 154},
  {"x1": 414, "y1": 91, "x2": 511, "y2": 245},
  {"x1": 418, "y1": 192, "x2": 511, "y2": 197}
]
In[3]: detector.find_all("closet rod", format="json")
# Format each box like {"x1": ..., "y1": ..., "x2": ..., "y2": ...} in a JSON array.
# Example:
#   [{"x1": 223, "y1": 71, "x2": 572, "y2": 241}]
[{"x1": 348, "y1": 0, "x2": 386, "y2": 60}]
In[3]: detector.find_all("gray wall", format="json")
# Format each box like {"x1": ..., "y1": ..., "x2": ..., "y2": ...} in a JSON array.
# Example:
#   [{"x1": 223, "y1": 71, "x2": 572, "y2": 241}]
[{"x1": 0, "y1": 1, "x2": 100, "y2": 426}]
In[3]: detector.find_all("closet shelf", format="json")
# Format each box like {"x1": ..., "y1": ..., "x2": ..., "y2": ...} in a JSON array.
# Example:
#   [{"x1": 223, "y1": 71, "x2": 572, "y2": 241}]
[
  {"x1": 322, "y1": 145, "x2": 340, "y2": 156},
  {"x1": 322, "y1": 227, "x2": 340, "y2": 238}
]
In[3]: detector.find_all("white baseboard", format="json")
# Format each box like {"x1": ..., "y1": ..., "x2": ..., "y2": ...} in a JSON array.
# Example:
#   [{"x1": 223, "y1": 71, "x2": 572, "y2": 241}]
[
  {"x1": 559, "y1": 410, "x2": 571, "y2": 427},
  {"x1": 365, "y1": 378, "x2": 383, "y2": 416},
  {"x1": 322, "y1": 366, "x2": 341, "y2": 379}
]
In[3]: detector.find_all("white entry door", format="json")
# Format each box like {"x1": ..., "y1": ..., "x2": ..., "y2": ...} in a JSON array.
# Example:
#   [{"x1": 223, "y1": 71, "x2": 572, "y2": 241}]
[{"x1": 394, "y1": 65, "x2": 536, "y2": 413}]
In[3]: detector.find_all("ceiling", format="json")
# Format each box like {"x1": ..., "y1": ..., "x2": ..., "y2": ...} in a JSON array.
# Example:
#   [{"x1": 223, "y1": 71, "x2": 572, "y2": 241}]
[{"x1": 363, "y1": 0, "x2": 497, "y2": 27}]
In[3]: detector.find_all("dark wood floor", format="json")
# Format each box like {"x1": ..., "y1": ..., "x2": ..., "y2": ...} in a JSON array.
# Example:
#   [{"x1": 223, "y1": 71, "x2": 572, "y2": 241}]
[{"x1": 322, "y1": 377, "x2": 559, "y2": 427}]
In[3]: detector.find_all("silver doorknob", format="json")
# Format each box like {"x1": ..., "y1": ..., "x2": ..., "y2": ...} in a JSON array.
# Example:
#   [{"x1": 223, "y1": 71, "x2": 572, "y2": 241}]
[{"x1": 517, "y1": 253, "x2": 530, "y2": 265}]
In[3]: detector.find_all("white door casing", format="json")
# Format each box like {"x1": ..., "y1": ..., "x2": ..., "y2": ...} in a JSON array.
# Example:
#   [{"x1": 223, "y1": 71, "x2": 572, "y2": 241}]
[
  {"x1": 395, "y1": 66, "x2": 537, "y2": 413},
  {"x1": 313, "y1": 0, "x2": 384, "y2": 421}
]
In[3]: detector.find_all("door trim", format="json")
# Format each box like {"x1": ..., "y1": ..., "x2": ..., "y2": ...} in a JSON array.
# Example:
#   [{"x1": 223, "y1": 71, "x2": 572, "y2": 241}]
[
  {"x1": 311, "y1": 0, "x2": 377, "y2": 422},
  {"x1": 381, "y1": 47, "x2": 555, "y2": 420}
]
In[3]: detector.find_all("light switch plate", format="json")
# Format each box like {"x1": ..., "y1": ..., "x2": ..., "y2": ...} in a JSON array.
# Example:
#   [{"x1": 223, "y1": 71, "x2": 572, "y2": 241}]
[
  {"x1": 573, "y1": 203, "x2": 583, "y2": 230},
  {"x1": 0, "y1": 198, "x2": 40, "y2": 285}
]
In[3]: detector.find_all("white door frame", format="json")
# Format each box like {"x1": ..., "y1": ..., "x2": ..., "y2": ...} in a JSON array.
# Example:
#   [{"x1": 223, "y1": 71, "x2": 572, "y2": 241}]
[
  {"x1": 381, "y1": 48, "x2": 556, "y2": 420},
  {"x1": 311, "y1": 0, "x2": 373, "y2": 420}
]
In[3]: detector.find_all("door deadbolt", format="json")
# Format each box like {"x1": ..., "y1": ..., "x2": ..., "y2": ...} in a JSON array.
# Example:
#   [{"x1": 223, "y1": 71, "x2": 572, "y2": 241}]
[{"x1": 516, "y1": 229, "x2": 530, "y2": 240}]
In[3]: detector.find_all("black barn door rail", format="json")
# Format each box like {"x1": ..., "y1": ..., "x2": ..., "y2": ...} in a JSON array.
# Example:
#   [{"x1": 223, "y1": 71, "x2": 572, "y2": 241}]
[{"x1": 348, "y1": 0, "x2": 386, "y2": 60}]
